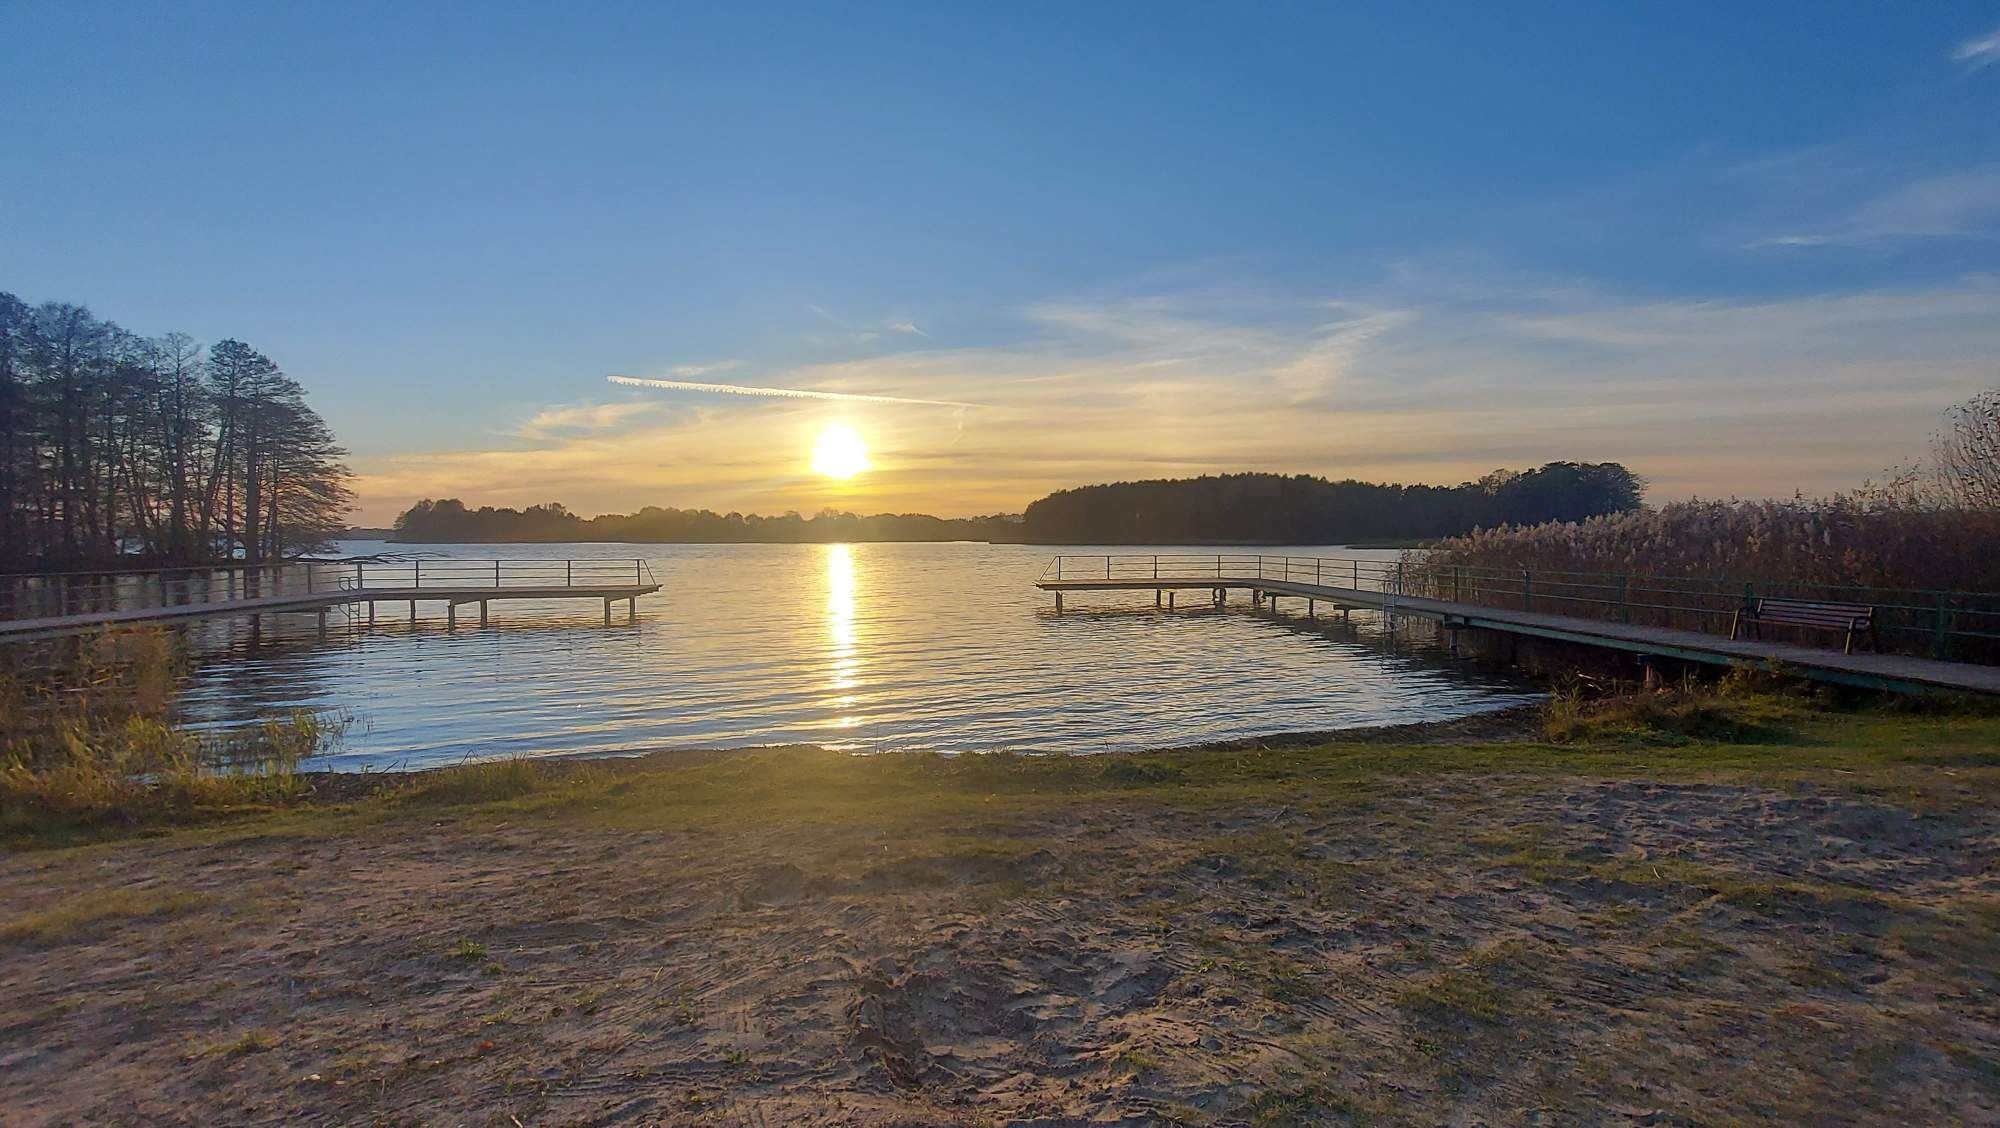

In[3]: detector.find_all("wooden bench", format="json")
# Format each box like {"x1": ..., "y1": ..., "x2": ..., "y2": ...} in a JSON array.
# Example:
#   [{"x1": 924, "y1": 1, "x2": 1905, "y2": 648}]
[{"x1": 1730, "y1": 598, "x2": 1877, "y2": 654}]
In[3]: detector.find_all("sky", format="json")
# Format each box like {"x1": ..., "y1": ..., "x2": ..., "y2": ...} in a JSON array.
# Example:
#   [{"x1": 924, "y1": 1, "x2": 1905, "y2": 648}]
[{"x1": 4, "y1": 3, "x2": 2000, "y2": 524}]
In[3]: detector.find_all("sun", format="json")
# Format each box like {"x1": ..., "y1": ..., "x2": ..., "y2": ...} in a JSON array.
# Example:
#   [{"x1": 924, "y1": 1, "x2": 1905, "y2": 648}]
[{"x1": 810, "y1": 422, "x2": 872, "y2": 480}]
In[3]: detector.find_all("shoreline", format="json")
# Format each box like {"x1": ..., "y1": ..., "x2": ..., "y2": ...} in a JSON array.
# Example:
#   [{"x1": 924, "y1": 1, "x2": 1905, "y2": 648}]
[
  {"x1": 292, "y1": 702, "x2": 1550, "y2": 791},
  {"x1": 5, "y1": 695, "x2": 1997, "y2": 1124}
]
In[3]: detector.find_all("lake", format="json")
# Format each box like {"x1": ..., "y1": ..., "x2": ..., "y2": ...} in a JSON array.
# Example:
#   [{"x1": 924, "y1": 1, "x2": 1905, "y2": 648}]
[{"x1": 173, "y1": 541, "x2": 1541, "y2": 771}]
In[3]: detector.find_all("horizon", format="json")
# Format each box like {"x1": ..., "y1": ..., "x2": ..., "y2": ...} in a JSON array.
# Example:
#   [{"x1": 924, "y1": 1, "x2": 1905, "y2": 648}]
[{"x1": 6, "y1": 5, "x2": 2000, "y2": 524}]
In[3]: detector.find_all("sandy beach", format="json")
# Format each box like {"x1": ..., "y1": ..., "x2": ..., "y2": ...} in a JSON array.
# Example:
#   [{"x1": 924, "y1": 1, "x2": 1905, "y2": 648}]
[{"x1": 3, "y1": 703, "x2": 1997, "y2": 1125}]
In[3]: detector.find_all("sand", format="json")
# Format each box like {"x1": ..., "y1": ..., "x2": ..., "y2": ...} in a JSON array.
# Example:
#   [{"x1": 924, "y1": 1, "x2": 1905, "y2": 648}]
[{"x1": 2, "y1": 770, "x2": 1997, "y2": 1125}]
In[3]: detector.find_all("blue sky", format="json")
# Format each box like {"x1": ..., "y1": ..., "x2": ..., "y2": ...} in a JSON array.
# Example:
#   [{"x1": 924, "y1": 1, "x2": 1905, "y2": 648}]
[{"x1": 5, "y1": 3, "x2": 2000, "y2": 520}]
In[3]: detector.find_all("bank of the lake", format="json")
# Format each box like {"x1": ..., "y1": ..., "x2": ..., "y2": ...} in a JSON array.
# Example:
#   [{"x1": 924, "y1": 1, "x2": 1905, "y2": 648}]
[{"x1": 4, "y1": 693, "x2": 1996, "y2": 1125}]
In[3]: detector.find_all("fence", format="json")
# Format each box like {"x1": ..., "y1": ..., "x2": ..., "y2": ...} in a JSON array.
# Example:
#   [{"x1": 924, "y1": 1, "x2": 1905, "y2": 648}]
[
  {"x1": 1041, "y1": 553, "x2": 2000, "y2": 663},
  {"x1": 0, "y1": 559, "x2": 657, "y2": 622}
]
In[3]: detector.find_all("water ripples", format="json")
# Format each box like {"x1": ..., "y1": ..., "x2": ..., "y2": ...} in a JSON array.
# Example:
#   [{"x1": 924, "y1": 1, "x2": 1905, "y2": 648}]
[{"x1": 174, "y1": 542, "x2": 1543, "y2": 770}]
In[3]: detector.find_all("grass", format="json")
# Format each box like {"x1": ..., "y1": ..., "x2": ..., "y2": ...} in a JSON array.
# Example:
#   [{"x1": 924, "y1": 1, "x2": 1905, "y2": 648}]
[
  {"x1": 1, "y1": 628, "x2": 345, "y2": 844},
  {"x1": 1, "y1": 886, "x2": 208, "y2": 946},
  {"x1": 3, "y1": 656, "x2": 1998, "y2": 851}
]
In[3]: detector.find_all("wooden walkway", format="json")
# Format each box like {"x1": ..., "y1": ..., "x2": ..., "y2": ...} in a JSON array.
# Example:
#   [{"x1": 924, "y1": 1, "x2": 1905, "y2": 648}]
[
  {"x1": 1038, "y1": 574, "x2": 2000, "y2": 697},
  {"x1": 0, "y1": 559, "x2": 662, "y2": 644}
]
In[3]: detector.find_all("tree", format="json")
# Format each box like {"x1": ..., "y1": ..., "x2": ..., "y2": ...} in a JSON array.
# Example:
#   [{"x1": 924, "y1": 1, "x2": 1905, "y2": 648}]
[
  {"x1": 1934, "y1": 389, "x2": 2000, "y2": 511},
  {"x1": 0, "y1": 289, "x2": 351, "y2": 569}
]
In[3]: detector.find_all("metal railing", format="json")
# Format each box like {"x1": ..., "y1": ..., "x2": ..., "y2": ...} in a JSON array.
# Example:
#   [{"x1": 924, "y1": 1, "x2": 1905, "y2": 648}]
[
  {"x1": 1040, "y1": 553, "x2": 2000, "y2": 664},
  {"x1": 0, "y1": 558, "x2": 658, "y2": 622}
]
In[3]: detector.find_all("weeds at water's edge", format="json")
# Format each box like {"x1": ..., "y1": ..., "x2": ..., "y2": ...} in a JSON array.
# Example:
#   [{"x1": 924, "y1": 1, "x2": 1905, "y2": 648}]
[{"x1": 0, "y1": 627, "x2": 345, "y2": 843}]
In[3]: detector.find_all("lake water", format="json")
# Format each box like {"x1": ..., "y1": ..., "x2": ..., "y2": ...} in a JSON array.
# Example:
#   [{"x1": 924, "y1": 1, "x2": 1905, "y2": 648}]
[{"x1": 174, "y1": 542, "x2": 1541, "y2": 771}]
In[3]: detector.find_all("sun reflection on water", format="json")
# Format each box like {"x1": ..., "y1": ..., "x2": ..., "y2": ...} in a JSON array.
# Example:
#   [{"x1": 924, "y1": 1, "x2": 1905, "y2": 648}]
[{"x1": 825, "y1": 543, "x2": 861, "y2": 732}]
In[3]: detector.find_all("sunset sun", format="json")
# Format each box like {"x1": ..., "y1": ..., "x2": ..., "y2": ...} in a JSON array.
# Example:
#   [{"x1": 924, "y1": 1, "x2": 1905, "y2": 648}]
[{"x1": 810, "y1": 422, "x2": 871, "y2": 480}]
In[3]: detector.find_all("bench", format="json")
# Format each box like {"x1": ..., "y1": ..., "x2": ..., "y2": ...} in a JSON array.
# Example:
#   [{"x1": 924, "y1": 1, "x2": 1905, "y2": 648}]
[{"x1": 1729, "y1": 598, "x2": 1877, "y2": 654}]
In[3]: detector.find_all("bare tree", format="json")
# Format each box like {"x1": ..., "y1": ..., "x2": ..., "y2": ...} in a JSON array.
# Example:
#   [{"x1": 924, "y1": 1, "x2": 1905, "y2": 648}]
[
  {"x1": 0, "y1": 290, "x2": 352, "y2": 569},
  {"x1": 1934, "y1": 389, "x2": 2000, "y2": 511}
]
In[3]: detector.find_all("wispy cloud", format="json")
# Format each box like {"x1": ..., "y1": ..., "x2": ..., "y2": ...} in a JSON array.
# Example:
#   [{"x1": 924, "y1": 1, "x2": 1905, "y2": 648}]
[
  {"x1": 512, "y1": 400, "x2": 660, "y2": 440},
  {"x1": 1952, "y1": 23, "x2": 2000, "y2": 68},
  {"x1": 607, "y1": 374, "x2": 986, "y2": 408},
  {"x1": 670, "y1": 360, "x2": 741, "y2": 378},
  {"x1": 1747, "y1": 166, "x2": 2000, "y2": 248}
]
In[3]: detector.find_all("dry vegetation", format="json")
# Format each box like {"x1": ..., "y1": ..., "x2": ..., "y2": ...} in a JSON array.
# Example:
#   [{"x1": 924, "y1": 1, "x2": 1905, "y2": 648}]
[
  {"x1": 0, "y1": 629, "x2": 337, "y2": 841},
  {"x1": 1, "y1": 682, "x2": 1997, "y2": 1125}
]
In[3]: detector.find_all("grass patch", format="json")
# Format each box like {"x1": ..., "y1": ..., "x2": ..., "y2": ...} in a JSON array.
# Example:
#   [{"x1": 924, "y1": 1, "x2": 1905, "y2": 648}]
[
  {"x1": 1397, "y1": 965, "x2": 1509, "y2": 1023},
  {"x1": 1, "y1": 886, "x2": 208, "y2": 946}
]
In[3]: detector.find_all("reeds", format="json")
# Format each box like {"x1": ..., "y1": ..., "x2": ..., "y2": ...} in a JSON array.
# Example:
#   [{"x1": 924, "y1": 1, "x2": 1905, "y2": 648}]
[
  {"x1": 1405, "y1": 496, "x2": 2000, "y2": 660},
  {"x1": 0, "y1": 629, "x2": 340, "y2": 836}
]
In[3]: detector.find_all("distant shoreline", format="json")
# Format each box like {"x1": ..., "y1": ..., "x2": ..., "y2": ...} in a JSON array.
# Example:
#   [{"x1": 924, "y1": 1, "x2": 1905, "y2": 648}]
[{"x1": 339, "y1": 532, "x2": 1400, "y2": 548}]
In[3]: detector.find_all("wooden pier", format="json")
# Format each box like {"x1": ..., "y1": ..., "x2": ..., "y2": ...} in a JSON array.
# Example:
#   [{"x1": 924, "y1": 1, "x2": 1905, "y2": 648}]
[
  {"x1": 1038, "y1": 554, "x2": 2000, "y2": 698},
  {"x1": 0, "y1": 559, "x2": 661, "y2": 644}
]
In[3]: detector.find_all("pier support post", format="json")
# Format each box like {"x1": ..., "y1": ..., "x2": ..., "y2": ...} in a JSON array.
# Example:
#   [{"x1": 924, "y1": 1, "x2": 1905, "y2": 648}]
[
  {"x1": 1154, "y1": 590, "x2": 1161, "y2": 609},
  {"x1": 1213, "y1": 587, "x2": 1223, "y2": 607},
  {"x1": 1167, "y1": 591, "x2": 1175, "y2": 610},
  {"x1": 1308, "y1": 599, "x2": 1315, "y2": 620},
  {"x1": 368, "y1": 601, "x2": 376, "y2": 625},
  {"x1": 447, "y1": 603, "x2": 456, "y2": 630},
  {"x1": 317, "y1": 610, "x2": 327, "y2": 640},
  {"x1": 1054, "y1": 592, "x2": 1064, "y2": 613},
  {"x1": 628, "y1": 596, "x2": 636, "y2": 622},
  {"x1": 604, "y1": 599, "x2": 613, "y2": 626},
  {"x1": 479, "y1": 600, "x2": 488, "y2": 627},
  {"x1": 410, "y1": 600, "x2": 416, "y2": 622}
]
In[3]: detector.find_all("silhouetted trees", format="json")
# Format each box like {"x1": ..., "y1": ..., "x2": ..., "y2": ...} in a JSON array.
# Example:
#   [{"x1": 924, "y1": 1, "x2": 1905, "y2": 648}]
[
  {"x1": 0, "y1": 291, "x2": 353, "y2": 570},
  {"x1": 392, "y1": 500, "x2": 1023, "y2": 543},
  {"x1": 1019, "y1": 462, "x2": 1647, "y2": 543}
]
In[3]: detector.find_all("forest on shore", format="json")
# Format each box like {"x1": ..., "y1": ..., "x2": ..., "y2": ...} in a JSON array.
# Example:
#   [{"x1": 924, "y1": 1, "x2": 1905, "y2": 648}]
[
  {"x1": 387, "y1": 461, "x2": 1642, "y2": 545},
  {"x1": 1017, "y1": 461, "x2": 1645, "y2": 544},
  {"x1": 390, "y1": 499, "x2": 1023, "y2": 544},
  {"x1": 0, "y1": 291, "x2": 352, "y2": 571}
]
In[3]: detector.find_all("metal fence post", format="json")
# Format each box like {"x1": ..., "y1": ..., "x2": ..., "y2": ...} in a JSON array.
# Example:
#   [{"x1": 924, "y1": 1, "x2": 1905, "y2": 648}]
[
  {"x1": 415, "y1": 559, "x2": 421, "y2": 587},
  {"x1": 1934, "y1": 593, "x2": 1949, "y2": 659},
  {"x1": 1522, "y1": 569, "x2": 1532, "y2": 611},
  {"x1": 567, "y1": 560, "x2": 573, "y2": 586},
  {"x1": 1617, "y1": 574, "x2": 1629, "y2": 623}
]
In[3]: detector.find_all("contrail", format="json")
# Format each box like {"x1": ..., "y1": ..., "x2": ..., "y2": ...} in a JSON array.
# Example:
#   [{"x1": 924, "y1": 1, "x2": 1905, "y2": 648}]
[{"x1": 608, "y1": 374, "x2": 984, "y2": 409}]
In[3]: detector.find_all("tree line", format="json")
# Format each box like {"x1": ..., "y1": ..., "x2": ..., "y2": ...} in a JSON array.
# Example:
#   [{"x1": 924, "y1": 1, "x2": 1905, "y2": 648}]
[
  {"x1": 0, "y1": 291, "x2": 353, "y2": 571},
  {"x1": 1019, "y1": 461, "x2": 1646, "y2": 544},
  {"x1": 391, "y1": 462, "x2": 1640, "y2": 546},
  {"x1": 391, "y1": 499, "x2": 1023, "y2": 543}
]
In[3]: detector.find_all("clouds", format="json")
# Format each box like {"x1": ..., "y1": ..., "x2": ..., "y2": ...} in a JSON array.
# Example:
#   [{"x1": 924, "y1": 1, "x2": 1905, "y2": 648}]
[
  {"x1": 512, "y1": 400, "x2": 661, "y2": 440},
  {"x1": 1750, "y1": 166, "x2": 2000, "y2": 248},
  {"x1": 1953, "y1": 23, "x2": 2000, "y2": 68},
  {"x1": 348, "y1": 272, "x2": 2000, "y2": 522},
  {"x1": 607, "y1": 373, "x2": 984, "y2": 408}
]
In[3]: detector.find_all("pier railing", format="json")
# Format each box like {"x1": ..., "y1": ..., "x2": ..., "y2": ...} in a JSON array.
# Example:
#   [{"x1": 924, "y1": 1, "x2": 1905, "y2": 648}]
[
  {"x1": 1040, "y1": 553, "x2": 2000, "y2": 663},
  {"x1": 0, "y1": 558, "x2": 657, "y2": 622}
]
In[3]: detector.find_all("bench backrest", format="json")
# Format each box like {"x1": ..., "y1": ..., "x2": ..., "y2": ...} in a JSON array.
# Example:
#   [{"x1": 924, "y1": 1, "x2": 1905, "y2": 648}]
[{"x1": 1754, "y1": 598, "x2": 1873, "y2": 629}]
